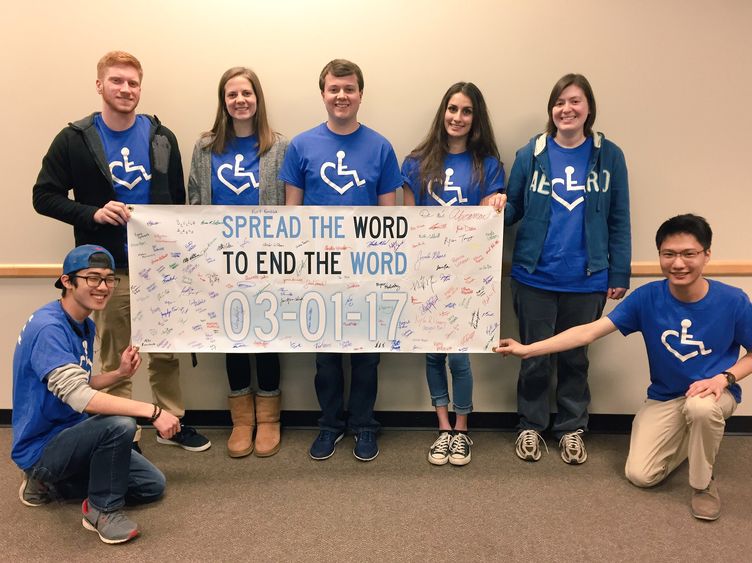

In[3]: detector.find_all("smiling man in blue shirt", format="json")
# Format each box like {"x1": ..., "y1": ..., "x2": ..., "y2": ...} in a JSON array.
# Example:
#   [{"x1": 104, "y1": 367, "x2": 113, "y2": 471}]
[
  {"x1": 13, "y1": 245, "x2": 182, "y2": 544},
  {"x1": 496, "y1": 214, "x2": 752, "y2": 521}
]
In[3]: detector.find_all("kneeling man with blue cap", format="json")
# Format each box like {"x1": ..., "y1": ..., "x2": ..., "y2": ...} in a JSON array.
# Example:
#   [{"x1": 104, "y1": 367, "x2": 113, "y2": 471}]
[{"x1": 12, "y1": 245, "x2": 181, "y2": 544}]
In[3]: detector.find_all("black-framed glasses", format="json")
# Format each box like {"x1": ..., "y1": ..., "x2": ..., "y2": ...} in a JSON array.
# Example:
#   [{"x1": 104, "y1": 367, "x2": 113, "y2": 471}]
[
  {"x1": 72, "y1": 274, "x2": 121, "y2": 288},
  {"x1": 658, "y1": 249, "x2": 707, "y2": 261}
]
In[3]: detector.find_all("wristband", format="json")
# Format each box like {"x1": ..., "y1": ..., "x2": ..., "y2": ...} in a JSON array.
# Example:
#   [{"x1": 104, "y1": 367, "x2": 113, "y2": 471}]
[
  {"x1": 148, "y1": 404, "x2": 162, "y2": 423},
  {"x1": 721, "y1": 371, "x2": 736, "y2": 386}
]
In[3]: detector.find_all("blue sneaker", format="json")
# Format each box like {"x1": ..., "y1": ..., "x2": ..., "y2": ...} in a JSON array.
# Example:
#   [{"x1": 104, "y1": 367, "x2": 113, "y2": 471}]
[
  {"x1": 309, "y1": 430, "x2": 345, "y2": 460},
  {"x1": 353, "y1": 430, "x2": 379, "y2": 461}
]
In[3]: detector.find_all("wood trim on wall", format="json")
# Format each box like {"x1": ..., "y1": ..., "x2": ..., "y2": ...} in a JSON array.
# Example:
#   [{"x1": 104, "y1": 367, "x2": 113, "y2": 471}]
[
  {"x1": 2, "y1": 261, "x2": 752, "y2": 278},
  {"x1": 1, "y1": 265, "x2": 61, "y2": 277}
]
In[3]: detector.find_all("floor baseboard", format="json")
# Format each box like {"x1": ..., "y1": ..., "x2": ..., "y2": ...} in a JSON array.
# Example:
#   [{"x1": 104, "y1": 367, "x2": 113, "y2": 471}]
[{"x1": 2, "y1": 409, "x2": 750, "y2": 434}]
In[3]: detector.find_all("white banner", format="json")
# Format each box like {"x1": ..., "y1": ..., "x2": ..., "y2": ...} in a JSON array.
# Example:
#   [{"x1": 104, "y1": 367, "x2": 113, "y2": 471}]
[{"x1": 127, "y1": 205, "x2": 503, "y2": 353}]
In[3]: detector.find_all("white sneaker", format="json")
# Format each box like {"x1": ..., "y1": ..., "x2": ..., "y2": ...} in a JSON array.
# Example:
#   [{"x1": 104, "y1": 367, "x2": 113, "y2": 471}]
[
  {"x1": 428, "y1": 431, "x2": 453, "y2": 465},
  {"x1": 515, "y1": 429, "x2": 547, "y2": 461},
  {"x1": 559, "y1": 429, "x2": 587, "y2": 464}
]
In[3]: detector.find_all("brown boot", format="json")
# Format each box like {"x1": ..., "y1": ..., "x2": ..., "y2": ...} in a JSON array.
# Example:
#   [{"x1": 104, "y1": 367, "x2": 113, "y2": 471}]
[
  {"x1": 227, "y1": 393, "x2": 255, "y2": 458},
  {"x1": 254, "y1": 394, "x2": 281, "y2": 457}
]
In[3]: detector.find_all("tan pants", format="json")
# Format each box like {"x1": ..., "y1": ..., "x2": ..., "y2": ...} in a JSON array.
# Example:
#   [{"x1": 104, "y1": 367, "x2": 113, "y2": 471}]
[
  {"x1": 93, "y1": 271, "x2": 185, "y2": 417},
  {"x1": 624, "y1": 391, "x2": 736, "y2": 490}
]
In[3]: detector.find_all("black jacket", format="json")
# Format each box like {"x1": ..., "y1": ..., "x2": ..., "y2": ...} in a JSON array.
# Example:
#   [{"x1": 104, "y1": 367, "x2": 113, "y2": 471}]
[{"x1": 32, "y1": 113, "x2": 185, "y2": 268}]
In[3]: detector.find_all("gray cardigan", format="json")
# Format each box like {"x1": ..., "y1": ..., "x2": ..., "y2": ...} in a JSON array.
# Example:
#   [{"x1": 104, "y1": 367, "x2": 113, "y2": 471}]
[{"x1": 187, "y1": 134, "x2": 288, "y2": 205}]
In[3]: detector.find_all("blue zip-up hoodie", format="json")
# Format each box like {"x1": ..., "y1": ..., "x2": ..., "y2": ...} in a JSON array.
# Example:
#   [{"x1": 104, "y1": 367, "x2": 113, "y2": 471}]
[{"x1": 504, "y1": 132, "x2": 631, "y2": 289}]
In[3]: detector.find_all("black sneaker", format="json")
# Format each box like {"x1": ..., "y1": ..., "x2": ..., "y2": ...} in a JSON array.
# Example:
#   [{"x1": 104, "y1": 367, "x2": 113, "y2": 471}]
[
  {"x1": 156, "y1": 425, "x2": 211, "y2": 452},
  {"x1": 449, "y1": 432, "x2": 473, "y2": 466},
  {"x1": 19, "y1": 474, "x2": 51, "y2": 507},
  {"x1": 428, "y1": 431, "x2": 453, "y2": 466}
]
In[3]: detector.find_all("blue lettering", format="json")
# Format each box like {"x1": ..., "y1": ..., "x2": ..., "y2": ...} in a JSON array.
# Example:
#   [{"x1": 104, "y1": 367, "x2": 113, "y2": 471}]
[
  {"x1": 222, "y1": 215, "x2": 237, "y2": 238},
  {"x1": 350, "y1": 252, "x2": 407, "y2": 275}
]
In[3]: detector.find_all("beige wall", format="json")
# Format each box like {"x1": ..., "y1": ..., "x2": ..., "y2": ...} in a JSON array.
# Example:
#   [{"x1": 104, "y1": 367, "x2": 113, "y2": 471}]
[{"x1": 2, "y1": 1, "x2": 751, "y2": 413}]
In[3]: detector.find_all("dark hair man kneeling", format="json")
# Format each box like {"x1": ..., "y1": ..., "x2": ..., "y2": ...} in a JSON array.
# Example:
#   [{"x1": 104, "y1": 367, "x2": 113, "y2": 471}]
[
  {"x1": 12, "y1": 245, "x2": 181, "y2": 544},
  {"x1": 495, "y1": 214, "x2": 752, "y2": 521}
]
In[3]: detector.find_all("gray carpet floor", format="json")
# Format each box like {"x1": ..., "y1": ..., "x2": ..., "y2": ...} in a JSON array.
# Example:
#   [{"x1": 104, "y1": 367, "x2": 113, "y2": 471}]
[{"x1": 1, "y1": 428, "x2": 750, "y2": 562}]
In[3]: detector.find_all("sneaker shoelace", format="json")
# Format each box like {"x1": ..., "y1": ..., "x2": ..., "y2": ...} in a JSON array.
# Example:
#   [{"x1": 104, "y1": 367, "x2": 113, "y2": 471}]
[
  {"x1": 358, "y1": 431, "x2": 375, "y2": 443},
  {"x1": 176, "y1": 425, "x2": 198, "y2": 439},
  {"x1": 317, "y1": 431, "x2": 335, "y2": 442},
  {"x1": 159, "y1": 424, "x2": 194, "y2": 441},
  {"x1": 101, "y1": 509, "x2": 133, "y2": 527},
  {"x1": 450, "y1": 433, "x2": 473, "y2": 456},
  {"x1": 516, "y1": 430, "x2": 548, "y2": 454},
  {"x1": 431, "y1": 432, "x2": 453, "y2": 455},
  {"x1": 559, "y1": 429, "x2": 584, "y2": 452}
]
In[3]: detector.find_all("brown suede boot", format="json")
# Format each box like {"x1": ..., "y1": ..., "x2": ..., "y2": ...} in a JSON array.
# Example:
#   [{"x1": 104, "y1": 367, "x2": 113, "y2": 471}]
[
  {"x1": 254, "y1": 394, "x2": 281, "y2": 457},
  {"x1": 227, "y1": 393, "x2": 255, "y2": 458}
]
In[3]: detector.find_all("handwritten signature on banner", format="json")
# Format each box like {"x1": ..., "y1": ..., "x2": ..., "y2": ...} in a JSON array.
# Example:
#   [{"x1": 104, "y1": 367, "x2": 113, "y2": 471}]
[{"x1": 127, "y1": 205, "x2": 504, "y2": 353}]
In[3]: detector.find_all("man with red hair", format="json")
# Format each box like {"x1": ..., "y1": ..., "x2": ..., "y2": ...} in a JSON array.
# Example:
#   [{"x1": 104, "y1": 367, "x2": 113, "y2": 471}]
[{"x1": 32, "y1": 51, "x2": 210, "y2": 452}]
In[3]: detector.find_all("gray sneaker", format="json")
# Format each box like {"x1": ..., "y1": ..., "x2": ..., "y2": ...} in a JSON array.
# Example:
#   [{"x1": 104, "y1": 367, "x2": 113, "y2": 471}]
[
  {"x1": 691, "y1": 479, "x2": 721, "y2": 521},
  {"x1": 81, "y1": 498, "x2": 139, "y2": 544},
  {"x1": 559, "y1": 429, "x2": 588, "y2": 464},
  {"x1": 19, "y1": 474, "x2": 51, "y2": 507}
]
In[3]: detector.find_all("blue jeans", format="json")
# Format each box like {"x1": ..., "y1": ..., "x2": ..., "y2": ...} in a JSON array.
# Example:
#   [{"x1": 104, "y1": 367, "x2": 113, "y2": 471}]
[
  {"x1": 425, "y1": 353, "x2": 473, "y2": 415},
  {"x1": 29, "y1": 415, "x2": 166, "y2": 512},
  {"x1": 315, "y1": 352, "x2": 380, "y2": 433},
  {"x1": 511, "y1": 280, "x2": 606, "y2": 439}
]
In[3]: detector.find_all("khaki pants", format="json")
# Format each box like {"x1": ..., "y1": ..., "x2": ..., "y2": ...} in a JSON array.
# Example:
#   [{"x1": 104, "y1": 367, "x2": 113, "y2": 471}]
[
  {"x1": 93, "y1": 271, "x2": 185, "y2": 417},
  {"x1": 624, "y1": 391, "x2": 736, "y2": 490}
]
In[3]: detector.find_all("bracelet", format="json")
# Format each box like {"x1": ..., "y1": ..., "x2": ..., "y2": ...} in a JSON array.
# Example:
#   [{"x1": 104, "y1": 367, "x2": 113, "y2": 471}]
[{"x1": 148, "y1": 404, "x2": 162, "y2": 423}]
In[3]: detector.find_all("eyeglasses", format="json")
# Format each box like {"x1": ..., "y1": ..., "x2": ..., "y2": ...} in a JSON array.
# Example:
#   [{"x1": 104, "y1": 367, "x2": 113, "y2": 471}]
[
  {"x1": 658, "y1": 249, "x2": 707, "y2": 261},
  {"x1": 72, "y1": 274, "x2": 121, "y2": 288}
]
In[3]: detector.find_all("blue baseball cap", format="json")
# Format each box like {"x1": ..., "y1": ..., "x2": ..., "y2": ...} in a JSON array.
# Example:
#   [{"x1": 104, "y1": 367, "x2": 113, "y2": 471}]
[{"x1": 55, "y1": 245, "x2": 116, "y2": 289}]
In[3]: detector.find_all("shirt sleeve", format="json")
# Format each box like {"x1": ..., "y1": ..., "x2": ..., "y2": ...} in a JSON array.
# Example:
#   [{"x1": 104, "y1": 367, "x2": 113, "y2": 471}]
[
  {"x1": 733, "y1": 290, "x2": 752, "y2": 349},
  {"x1": 278, "y1": 141, "x2": 304, "y2": 189},
  {"x1": 400, "y1": 157, "x2": 420, "y2": 197},
  {"x1": 29, "y1": 325, "x2": 85, "y2": 384},
  {"x1": 483, "y1": 157, "x2": 505, "y2": 197},
  {"x1": 46, "y1": 364, "x2": 97, "y2": 413},
  {"x1": 377, "y1": 143, "x2": 403, "y2": 196},
  {"x1": 607, "y1": 288, "x2": 642, "y2": 336}
]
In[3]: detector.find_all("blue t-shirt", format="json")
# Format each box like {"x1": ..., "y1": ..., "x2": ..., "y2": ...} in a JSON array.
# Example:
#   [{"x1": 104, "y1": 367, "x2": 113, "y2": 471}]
[
  {"x1": 211, "y1": 135, "x2": 260, "y2": 206},
  {"x1": 401, "y1": 152, "x2": 504, "y2": 206},
  {"x1": 279, "y1": 123, "x2": 402, "y2": 205},
  {"x1": 94, "y1": 114, "x2": 152, "y2": 204},
  {"x1": 607, "y1": 279, "x2": 752, "y2": 403},
  {"x1": 513, "y1": 136, "x2": 608, "y2": 293},
  {"x1": 12, "y1": 301, "x2": 93, "y2": 470}
]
